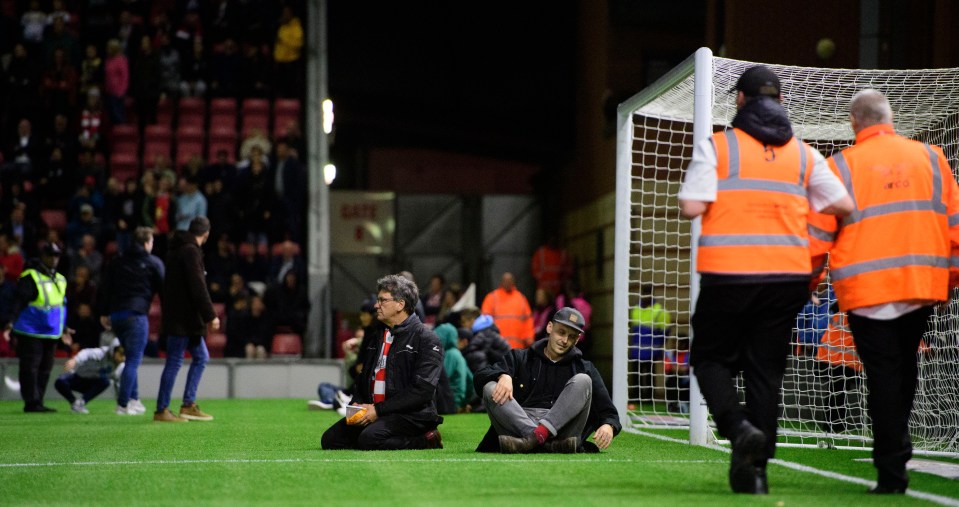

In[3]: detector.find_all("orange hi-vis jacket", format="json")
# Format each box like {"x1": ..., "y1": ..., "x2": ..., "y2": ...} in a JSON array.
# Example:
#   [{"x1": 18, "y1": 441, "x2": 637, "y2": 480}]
[
  {"x1": 698, "y1": 129, "x2": 815, "y2": 276},
  {"x1": 807, "y1": 124, "x2": 959, "y2": 310},
  {"x1": 816, "y1": 313, "x2": 861, "y2": 372},
  {"x1": 481, "y1": 287, "x2": 535, "y2": 349}
]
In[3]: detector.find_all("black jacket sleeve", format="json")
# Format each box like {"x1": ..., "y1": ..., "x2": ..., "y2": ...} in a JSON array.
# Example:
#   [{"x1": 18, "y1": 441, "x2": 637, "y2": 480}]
[
  {"x1": 183, "y1": 246, "x2": 216, "y2": 323},
  {"x1": 584, "y1": 362, "x2": 622, "y2": 437},
  {"x1": 472, "y1": 348, "x2": 522, "y2": 397}
]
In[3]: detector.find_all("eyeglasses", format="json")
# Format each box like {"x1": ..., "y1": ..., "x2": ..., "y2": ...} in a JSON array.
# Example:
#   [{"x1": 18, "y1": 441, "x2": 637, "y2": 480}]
[{"x1": 376, "y1": 297, "x2": 398, "y2": 305}]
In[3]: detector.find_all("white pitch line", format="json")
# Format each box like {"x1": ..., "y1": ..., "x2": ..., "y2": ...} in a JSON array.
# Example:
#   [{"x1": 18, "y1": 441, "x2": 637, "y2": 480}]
[
  {"x1": 627, "y1": 428, "x2": 959, "y2": 507},
  {"x1": 0, "y1": 457, "x2": 722, "y2": 468}
]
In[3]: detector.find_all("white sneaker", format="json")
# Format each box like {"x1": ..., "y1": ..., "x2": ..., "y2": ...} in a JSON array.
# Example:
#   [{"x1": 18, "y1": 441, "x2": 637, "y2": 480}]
[
  {"x1": 72, "y1": 399, "x2": 89, "y2": 414},
  {"x1": 336, "y1": 390, "x2": 352, "y2": 406},
  {"x1": 128, "y1": 399, "x2": 147, "y2": 415},
  {"x1": 336, "y1": 406, "x2": 347, "y2": 417},
  {"x1": 308, "y1": 400, "x2": 333, "y2": 410},
  {"x1": 115, "y1": 404, "x2": 136, "y2": 415}
]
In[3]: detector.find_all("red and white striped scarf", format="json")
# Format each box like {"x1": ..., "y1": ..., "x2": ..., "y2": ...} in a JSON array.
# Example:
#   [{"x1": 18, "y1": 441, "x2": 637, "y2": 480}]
[{"x1": 372, "y1": 329, "x2": 393, "y2": 403}]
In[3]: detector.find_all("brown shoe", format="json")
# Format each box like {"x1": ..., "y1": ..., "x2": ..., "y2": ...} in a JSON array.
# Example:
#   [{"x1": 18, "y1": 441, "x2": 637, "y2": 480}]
[
  {"x1": 543, "y1": 436, "x2": 579, "y2": 454},
  {"x1": 498, "y1": 434, "x2": 540, "y2": 454},
  {"x1": 154, "y1": 409, "x2": 188, "y2": 422},
  {"x1": 179, "y1": 403, "x2": 214, "y2": 421}
]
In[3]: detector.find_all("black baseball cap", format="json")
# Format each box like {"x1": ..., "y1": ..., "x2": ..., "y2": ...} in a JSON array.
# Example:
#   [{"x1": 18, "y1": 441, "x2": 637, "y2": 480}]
[
  {"x1": 731, "y1": 65, "x2": 781, "y2": 98},
  {"x1": 552, "y1": 307, "x2": 585, "y2": 334},
  {"x1": 41, "y1": 242, "x2": 62, "y2": 256}
]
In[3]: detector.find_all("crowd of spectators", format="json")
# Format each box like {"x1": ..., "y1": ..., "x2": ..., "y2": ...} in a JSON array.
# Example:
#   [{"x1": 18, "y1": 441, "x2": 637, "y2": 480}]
[{"x1": 0, "y1": 0, "x2": 308, "y2": 359}]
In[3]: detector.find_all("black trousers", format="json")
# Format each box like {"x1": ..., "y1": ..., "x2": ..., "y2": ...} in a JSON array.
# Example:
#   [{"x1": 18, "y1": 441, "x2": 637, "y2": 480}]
[
  {"x1": 689, "y1": 281, "x2": 809, "y2": 463},
  {"x1": 321, "y1": 414, "x2": 434, "y2": 450},
  {"x1": 16, "y1": 333, "x2": 57, "y2": 409},
  {"x1": 54, "y1": 373, "x2": 111, "y2": 404},
  {"x1": 848, "y1": 306, "x2": 933, "y2": 490}
]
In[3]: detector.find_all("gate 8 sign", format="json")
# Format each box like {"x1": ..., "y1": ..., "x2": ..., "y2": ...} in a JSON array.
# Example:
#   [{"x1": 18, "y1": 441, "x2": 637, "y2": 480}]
[{"x1": 330, "y1": 191, "x2": 395, "y2": 254}]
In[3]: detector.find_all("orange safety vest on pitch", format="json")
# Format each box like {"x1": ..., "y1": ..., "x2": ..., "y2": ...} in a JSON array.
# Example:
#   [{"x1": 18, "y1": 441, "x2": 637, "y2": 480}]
[
  {"x1": 481, "y1": 287, "x2": 534, "y2": 349},
  {"x1": 697, "y1": 129, "x2": 814, "y2": 276},
  {"x1": 816, "y1": 313, "x2": 861, "y2": 372},
  {"x1": 808, "y1": 124, "x2": 959, "y2": 310}
]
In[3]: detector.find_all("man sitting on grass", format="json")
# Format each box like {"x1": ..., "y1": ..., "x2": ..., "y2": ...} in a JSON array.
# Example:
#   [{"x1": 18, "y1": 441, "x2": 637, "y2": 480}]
[
  {"x1": 474, "y1": 307, "x2": 621, "y2": 453},
  {"x1": 321, "y1": 274, "x2": 444, "y2": 450}
]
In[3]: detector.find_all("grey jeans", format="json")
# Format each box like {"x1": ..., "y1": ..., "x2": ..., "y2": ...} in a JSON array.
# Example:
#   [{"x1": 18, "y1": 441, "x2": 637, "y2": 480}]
[{"x1": 483, "y1": 373, "x2": 592, "y2": 439}]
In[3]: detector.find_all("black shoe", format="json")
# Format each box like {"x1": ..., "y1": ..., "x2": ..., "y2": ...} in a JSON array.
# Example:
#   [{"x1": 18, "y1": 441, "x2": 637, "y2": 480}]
[
  {"x1": 543, "y1": 437, "x2": 579, "y2": 454},
  {"x1": 424, "y1": 429, "x2": 443, "y2": 449},
  {"x1": 498, "y1": 434, "x2": 540, "y2": 454},
  {"x1": 729, "y1": 421, "x2": 766, "y2": 494},
  {"x1": 24, "y1": 404, "x2": 57, "y2": 413},
  {"x1": 867, "y1": 485, "x2": 906, "y2": 494}
]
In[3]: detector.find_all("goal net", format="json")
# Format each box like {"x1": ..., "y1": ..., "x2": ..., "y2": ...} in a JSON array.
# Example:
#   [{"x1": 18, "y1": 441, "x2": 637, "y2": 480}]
[{"x1": 612, "y1": 47, "x2": 959, "y2": 455}]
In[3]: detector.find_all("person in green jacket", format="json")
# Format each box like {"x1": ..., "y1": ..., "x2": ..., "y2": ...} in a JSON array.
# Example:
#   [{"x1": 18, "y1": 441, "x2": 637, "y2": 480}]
[{"x1": 435, "y1": 323, "x2": 472, "y2": 411}]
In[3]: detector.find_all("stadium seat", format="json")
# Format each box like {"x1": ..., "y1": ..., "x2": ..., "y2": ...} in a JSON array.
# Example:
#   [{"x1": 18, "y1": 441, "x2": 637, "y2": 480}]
[
  {"x1": 177, "y1": 97, "x2": 206, "y2": 129},
  {"x1": 143, "y1": 139, "x2": 172, "y2": 164},
  {"x1": 176, "y1": 125, "x2": 205, "y2": 143},
  {"x1": 242, "y1": 98, "x2": 270, "y2": 115},
  {"x1": 206, "y1": 333, "x2": 227, "y2": 358},
  {"x1": 40, "y1": 209, "x2": 67, "y2": 233},
  {"x1": 271, "y1": 333, "x2": 302, "y2": 357},
  {"x1": 176, "y1": 140, "x2": 205, "y2": 168},
  {"x1": 273, "y1": 99, "x2": 301, "y2": 136},
  {"x1": 210, "y1": 101, "x2": 238, "y2": 133},
  {"x1": 157, "y1": 98, "x2": 174, "y2": 127},
  {"x1": 241, "y1": 114, "x2": 270, "y2": 139},
  {"x1": 145, "y1": 124, "x2": 172, "y2": 143},
  {"x1": 110, "y1": 124, "x2": 138, "y2": 145},
  {"x1": 270, "y1": 241, "x2": 301, "y2": 257},
  {"x1": 109, "y1": 152, "x2": 139, "y2": 182}
]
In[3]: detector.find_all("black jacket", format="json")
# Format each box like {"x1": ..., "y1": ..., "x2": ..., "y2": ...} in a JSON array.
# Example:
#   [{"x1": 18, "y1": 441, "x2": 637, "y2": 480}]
[
  {"x1": 350, "y1": 314, "x2": 444, "y2": 429},
  {"x1": 463, "y1": 323, "x2": 511, "y2": 373},
  {"x1": 97, "y1": 243, "x2": 164, "y2": 316},
  {"x1": 161, "y1": 231, "x2": 216, "y2": 337},
  {"x1": 473, "y1": 339, "x2": 622, "y2": 452}
]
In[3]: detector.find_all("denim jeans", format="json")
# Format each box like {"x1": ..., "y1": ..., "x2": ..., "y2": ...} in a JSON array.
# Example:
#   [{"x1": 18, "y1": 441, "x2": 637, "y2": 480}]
[
  {"x1": 54, "y1": 373, "x2": 110, "y2": 403},
  {"x1": 112, "y1": 313, "x2": 148, "y2": 407},
  {"x1": 156, "y1": 335, "x2": 209, "y2": 412}
]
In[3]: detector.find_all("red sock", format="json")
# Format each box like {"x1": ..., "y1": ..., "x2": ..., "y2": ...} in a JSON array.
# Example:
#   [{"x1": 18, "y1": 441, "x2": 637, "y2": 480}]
[{"x1": 533, "y1": 424, "x2": 550, "y2": 445}]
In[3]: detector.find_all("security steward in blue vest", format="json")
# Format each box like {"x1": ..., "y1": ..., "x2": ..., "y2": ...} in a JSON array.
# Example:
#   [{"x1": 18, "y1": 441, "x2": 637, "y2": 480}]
[{"x1": 7, "y1": 242, "x2": 70, "y2": 412}]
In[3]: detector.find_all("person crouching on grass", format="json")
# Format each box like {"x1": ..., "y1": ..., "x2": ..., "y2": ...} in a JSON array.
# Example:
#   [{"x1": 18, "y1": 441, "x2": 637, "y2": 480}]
[
  {"x1": 473, "y1": 307, "x2": 621, "y2": 453},
  {"x1": 321, "y1": 274, "x2": 444, "y2": 450},
  {"x1": 54, "y1": 338, "x2": 125, "y2": 414}
]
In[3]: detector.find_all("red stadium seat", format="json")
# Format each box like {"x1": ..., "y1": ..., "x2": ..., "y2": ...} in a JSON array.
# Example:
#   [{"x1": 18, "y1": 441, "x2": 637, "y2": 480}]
[
  {"x1": 206, "y1": 333, "x2": 227, "y2": 358},
  {"x1": 157, "y1": 98, "x2": 174, "y2": 126},
  {"x1": 111, "y1": 124, "x2": 139, "y2": 145},
  {"x1": 270, "y1": 241, "x2": 301, "y2": 257},
  {"x1": 176, "y1": 140, "x2": 205, "y2": 168},
  {"x1": 241, "y1": 114, "x2": 270, "y2": 139},
  {"x1": 177, "y1": 112, "x2": 205, "y2": 129},
  {"x1": 271, "y1": 333, "x2": 302, "y2": 357},
  {"x1": 145, "y1": 124, "x2": 172, "y2": 143},
  {"x1": 109, "y1": 152, "x2": 139, "y2": 182},
  {"x1": 207, "y1": 140, "x2": 236, "y2": 164},
  {"x1": 242, "y1": 98, "x2": 270, "y2": 115},
  {"x1": 210, "y1": 97, "x2": 237, "y2": 115},
  {"x1": 273, "y1": 99, "x2": 300, "y2": 136},
  {"x1": 176, "y1": 125, "x2": 205, "y2": 143},
  {"x1": 143, "y1": 139, "x2": 172, "y2": 164},
  {"x1": 178, "y1": 97, "x2": 205, "y2": 116}
]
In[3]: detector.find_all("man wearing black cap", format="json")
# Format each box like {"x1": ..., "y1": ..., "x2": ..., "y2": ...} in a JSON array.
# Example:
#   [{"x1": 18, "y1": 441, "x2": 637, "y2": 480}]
[
  {"x1": 7, "y1": 242, "x2": 70, "y2": 412},
  {"x1": 473, "y1": 307, "x2": 621, "y2": 454},
  {"x1": 677, "y1": 65, "x2": 854, "y2": 493}
]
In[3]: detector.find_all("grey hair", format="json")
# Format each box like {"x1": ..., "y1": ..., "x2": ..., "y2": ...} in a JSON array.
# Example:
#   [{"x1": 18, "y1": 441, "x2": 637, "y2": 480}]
[
  {"x1": 377, "y1": 274, "x2": 419, "y2": 316},
  {"x1": 850, "y1": 89, "x2": 893, "y2": 129}
]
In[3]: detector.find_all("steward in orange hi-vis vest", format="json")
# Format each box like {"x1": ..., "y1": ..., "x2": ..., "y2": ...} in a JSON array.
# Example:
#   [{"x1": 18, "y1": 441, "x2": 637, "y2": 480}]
[
  {"x1": 698, "y1": 129, "x2": 815, "y2": 276},
  {"x1": 815, "y1": 313, "x2": 861, "y2": 372},
  {"x1": 807, "y1": 123, "x2": 959, "y2": 311}
]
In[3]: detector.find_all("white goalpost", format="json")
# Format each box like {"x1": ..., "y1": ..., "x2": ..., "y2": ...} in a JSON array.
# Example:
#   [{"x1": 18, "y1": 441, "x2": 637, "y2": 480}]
[{"x1": 613, "y1": 47, "x2": 959, "y2": 456}]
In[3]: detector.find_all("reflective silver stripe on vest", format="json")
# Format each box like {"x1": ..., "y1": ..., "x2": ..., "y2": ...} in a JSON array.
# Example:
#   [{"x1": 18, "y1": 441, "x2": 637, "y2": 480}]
[
  {"x1": 949, "y1": 213, "x2": 959, "y2": 227},
  {"x1": 798, "y1": 142, "x2": 808, "y2": 185},
  {"x1": 833, "y1": 152, "x2": 857, "y2": 211},
  {"x1": 839, "y1": 146, "x2": 946, "y2": 226},
  {"x1": 951, "y1": 256, "x2": 959, "y2": 268},
  {"x1": 926, "y1": 144, "x2": 947, "y2": 214},
  {"x1": 700, "y1": 234, "x2": 809, "y2": 247},
  {"x1": 719, "y1": 130, "x2": 807, "y2": 196},
  {"x1": 808, "y1": 223, "x2": 835, "y2": 242},
  {"x1": 831, "y1": 254, "x2": 949, "y2": 281}
]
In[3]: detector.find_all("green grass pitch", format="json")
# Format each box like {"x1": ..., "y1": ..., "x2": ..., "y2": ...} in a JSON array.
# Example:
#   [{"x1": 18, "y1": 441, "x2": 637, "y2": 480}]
[{"x1": 0, "y1": 399, "x2": 956, "y2": 506}]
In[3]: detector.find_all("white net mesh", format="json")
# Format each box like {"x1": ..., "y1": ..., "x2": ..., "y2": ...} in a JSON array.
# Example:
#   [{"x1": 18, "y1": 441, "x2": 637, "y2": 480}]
[{"x1": 620, "y1": 54, "x2": 959, "y2": 454}]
